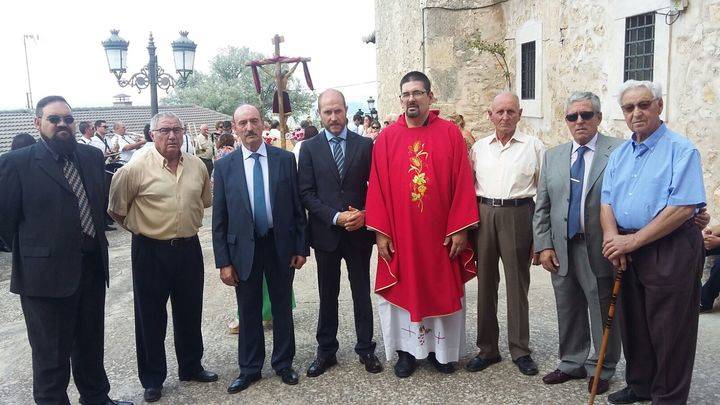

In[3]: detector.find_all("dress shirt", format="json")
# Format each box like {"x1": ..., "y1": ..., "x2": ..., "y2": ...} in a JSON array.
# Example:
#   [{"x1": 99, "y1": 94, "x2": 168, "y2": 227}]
[
  {"x1": 241, "y1": 143, "x2": 274, "y2": 228},
  {"x1": 601, "y1": 123, "x2": 705, "y2": 230},
  {"x1": 88, "y1": 134, "x2": 111, "y2": 153},
  {"x1": 182, "y1": 133, "x2": 196, "y2": 155},
  {"x1": 108, "y1": 146, "x2": 211, "y2": 240},
  {"x1": 194, "y1": 134, "x2": 215, "y2": 160},
  {"x1": 570, "y1": 133, "x2": 598, "y2": 232},
  {"x1": 325, "y1": 127, "x2": 348, "y2": 225},
  {"x1": 78, "y1": 136, "x2": 93, "y2": 145},
  {"x1": 471, "y1": 131, "x2": 546, "y2": 199},
  {"x1": 113, "y1": 133, "x2": 139, "y2": 163}
]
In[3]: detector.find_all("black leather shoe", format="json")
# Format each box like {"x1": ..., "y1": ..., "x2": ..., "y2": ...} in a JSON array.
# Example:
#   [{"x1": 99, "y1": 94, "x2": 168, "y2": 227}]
[
  {"x1": 359, "y1": 353, "x2": 383, "y2": 373},
  {"x1": 179, "y1": 368, "x2": 219, "y2": 382},
  {"x1": 103, "y1": 400, "x2": 134, "y2": 405},
  {"x1": 393, "y1": 350, "x2": 416, "y2": 378},
  {"x1": 143, "y1": 387, "x2": 162, "y2": 402},
  {"x1": 306, "y1": 355, "x2": 338, "y2": 377},
  {"x1": 427, "y1": 352, "x2": 455, "y2": 374},
  {"x1": 608, "y1": 386, "x2": 651, "y2": 404},
  {"x1": 276, "y1": 367, "x2": 299, "y2": 385},
  {"x1": 227, "y1": 373, "x2": 261, "y2": 394},
  {"x1": 104, "y1": 226, "x2": 116, "y2": 231},
  {"x1": 464, "y1": 354, "x2": 501, "y2": 372},
  {"x1": 513, "y1": 355, "x2": 538, "y2": 376}
]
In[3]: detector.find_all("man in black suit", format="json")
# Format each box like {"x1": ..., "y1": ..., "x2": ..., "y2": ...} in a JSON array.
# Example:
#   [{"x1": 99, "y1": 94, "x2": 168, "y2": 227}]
[
  {"x1": 298, "y1": 89, "x2": 382, "y2": 377},
  {"x1": 0, "y1": 96, "x2": 130, "y2": 405},
  {"x1": 212, "y1": 104, "x2": 309, "y2": 394}
]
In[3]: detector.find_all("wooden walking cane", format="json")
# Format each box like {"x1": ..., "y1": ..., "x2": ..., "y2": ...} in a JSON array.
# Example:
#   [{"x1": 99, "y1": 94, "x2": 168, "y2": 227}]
[{"x1": 588, "y1": 267, "x2": 624, "y2": 405}]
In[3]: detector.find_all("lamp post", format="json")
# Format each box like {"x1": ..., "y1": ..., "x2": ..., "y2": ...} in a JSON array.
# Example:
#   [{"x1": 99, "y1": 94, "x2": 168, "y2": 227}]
[
  {"x1": 367, "y1": 96, "x2": 378, "y2": 121},
  {"x1": 102, "y1": 29, "x2": 196, "y2": 117}
]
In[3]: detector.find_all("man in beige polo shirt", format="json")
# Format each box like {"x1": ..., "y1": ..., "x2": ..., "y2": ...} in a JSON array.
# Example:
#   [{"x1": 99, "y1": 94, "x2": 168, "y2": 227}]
[
  {"x1": 108, "y1": 112, "x2": 216, "y2": 403},
  {"x1": 466, "y1": 92, "x2": 545, "y2": 376}
]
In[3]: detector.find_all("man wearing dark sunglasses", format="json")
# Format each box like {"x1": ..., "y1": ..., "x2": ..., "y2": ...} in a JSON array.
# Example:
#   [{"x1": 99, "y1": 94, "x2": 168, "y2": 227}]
[
  {"x1": 533, "y1": 92, "x2": 623, "y2": 395},
  {"x1": 601, "y1": 80, "x2": 707, "y2": 404},
  {"x1": 0, "y1": 95, "x2": 131, "y2": 405}
]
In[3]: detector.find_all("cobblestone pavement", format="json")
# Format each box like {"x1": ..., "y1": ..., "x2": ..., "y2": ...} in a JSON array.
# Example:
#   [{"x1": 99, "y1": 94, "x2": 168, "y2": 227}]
[{"x1": 1, "y1": 211, "x2": 719, "y2": 404}]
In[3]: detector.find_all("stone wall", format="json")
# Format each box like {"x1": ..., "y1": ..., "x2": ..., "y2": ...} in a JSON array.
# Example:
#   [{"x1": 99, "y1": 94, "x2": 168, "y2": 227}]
[{"x1": 375, "y1": 0, "x2": 720, "y2": 219}]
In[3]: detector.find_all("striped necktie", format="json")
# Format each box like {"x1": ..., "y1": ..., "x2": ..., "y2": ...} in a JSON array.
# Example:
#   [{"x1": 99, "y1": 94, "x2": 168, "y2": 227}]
[
  {"x1": 329, "y1": 136, "x2": 345, "y2": 178},
  {"x1": 62, "y1": 158, "x2": 96, "y2": 238}
]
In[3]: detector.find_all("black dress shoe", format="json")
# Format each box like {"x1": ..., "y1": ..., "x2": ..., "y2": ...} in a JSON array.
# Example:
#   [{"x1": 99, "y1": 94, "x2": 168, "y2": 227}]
[
  {"x1": 588, "y1": 376, "x2": 610, "y2": 394},
  {"x1": 464, "y1": 354, "x2": 501, "y2": 372},
  {"x1": 393, "y1": 350, "x2": 417, "y2": 378},
  {"x1": 103, "y1": 400, "x2": 134, "y2": 405},
  {"x1": 608, "y1": 386, "x2": 651, "y2": 404},
  {"x1": 143, "y1": 387, "x2": 162, "y2": 402},
  {"x1": 276, "y1": 367, "x2": 299, "y2": 385},
  {"x1": 227, "y1": 373, "x2": 261, "y2": 394},
  {"x1": 359, "y1": 353, "x2": 383, "y2": 373},
  {"x1": 179, "y1": 368, "x2": 219, "y2": 382},
  {"x1": 306, "y1": 355, "x2": 338, "y2": 377},
  {"x1": 513, "y1": 355, "x2": 538, "y2": 376},
  {"x1": 104, "y1": 225, "x2": 116, "y2": 231},
  {"x1": 699, "y1": 304, "x2": 713, "y2": 313},
  {"x1": 427, "y1": 352, "x2": 455, "y2": 374}
]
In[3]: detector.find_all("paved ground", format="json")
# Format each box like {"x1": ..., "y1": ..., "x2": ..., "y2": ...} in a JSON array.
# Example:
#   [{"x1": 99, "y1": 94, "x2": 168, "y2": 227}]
[{"x1": 1, "y1": 211, "x2": 719, "y2": 404}]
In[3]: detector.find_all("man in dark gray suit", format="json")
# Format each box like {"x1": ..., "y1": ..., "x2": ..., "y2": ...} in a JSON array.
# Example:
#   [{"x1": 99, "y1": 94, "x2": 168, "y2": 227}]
[
  {"x1": 212, "y1": 104, "x2": 309, "y2": 394},
  {"x1": 532, "y1": 92, "x2": 622, "y2": 395}
]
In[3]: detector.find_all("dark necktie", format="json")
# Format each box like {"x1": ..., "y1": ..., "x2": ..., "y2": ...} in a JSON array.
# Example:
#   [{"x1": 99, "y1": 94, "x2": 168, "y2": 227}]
[
  {"x1": 567, "y1": 146, "x2": 588, "y2": 238},
  {"x1": 62, "y1": 158, "x2": 96, "y2": 238},
  {"x1": 329, "y1": 136, "x2": 345, "y2": 178},
  {"x1": 250, "y1": 153, "x2": 269, "y2": 237}
]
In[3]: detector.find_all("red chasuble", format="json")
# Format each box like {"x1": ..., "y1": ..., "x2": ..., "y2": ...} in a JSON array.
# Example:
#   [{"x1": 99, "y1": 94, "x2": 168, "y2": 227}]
[{"x1": 365, "y1": 110, "x2": 479, "y2": 322}]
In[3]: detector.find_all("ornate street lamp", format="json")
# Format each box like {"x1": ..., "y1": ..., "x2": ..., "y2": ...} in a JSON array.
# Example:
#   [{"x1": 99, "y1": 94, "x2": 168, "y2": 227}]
[
  {"x1": 102, "y1": 29, "x2": 196, "y2": 117},
  {"x1": 367, "y1": 96, "x2": 378, "y2": 121}
]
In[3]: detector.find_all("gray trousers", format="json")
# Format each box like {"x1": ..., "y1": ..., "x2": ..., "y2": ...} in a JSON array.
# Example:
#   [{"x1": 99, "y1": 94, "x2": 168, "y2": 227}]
[{"x1": 551, "y1": 237, "x2": 620, "y2": 380}]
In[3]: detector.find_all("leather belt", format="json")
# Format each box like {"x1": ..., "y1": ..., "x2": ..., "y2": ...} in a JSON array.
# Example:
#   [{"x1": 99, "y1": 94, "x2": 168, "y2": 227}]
[
  {"x1": 139, "y1": 234, "x2": 197, "y2": 247},
  {"x1": 478, "y1": 196, "x2": 534, "y2": 207}
]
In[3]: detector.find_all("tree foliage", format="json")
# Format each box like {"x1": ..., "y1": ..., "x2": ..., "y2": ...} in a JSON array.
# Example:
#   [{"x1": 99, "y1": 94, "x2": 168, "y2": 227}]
[
  {"x1": 466, "y1": 32, "x2": 512, "y2": 90},
  {"x1": 163, "y1": 46, "x2": 316, "y2": 121}
]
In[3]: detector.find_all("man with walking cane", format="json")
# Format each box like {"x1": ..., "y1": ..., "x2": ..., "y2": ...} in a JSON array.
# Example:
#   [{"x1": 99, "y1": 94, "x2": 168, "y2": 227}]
[{"x1": 600, "y1": 80, "x2": 706, "y2": 405}]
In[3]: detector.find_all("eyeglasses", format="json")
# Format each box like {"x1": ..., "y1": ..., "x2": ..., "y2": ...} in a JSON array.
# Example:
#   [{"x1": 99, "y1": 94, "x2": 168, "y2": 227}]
[
  {"x1": 565, "y1": 111, "x2": 596, "y2": 122},
  {"x1": 400, "y1": 90, "x2": 426, "y2": 100},
  {"x1": 620, "y1": 99, "x2": 656, "y2": 114},
  {"x1": 154, "y1": 127, "x2": 185, "y2": 135},
  {"x1": 46, "y1": 115, "x2": 75, "y2": 125}
]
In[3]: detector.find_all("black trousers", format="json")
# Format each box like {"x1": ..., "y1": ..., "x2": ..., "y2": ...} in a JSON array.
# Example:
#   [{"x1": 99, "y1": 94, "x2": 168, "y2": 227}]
[
  {"x1": 235, "y1": 231, "x2": 295, "y2": 374},
  {"x1": 314, "y1": 235, "x2": 375, "y2": 358},
  {"x1": 21, "y1": 249, "x2": 110, "y2": 405},
  {"x1": 131, "y1": 234, "x2": 205, "y2": 388},
  {"x1": 200, "y1": 158, "x2": 214, "y2": 178},
  {"x1": 103, "y1": 172, "x2": 114, "y2": 225},
  {"x1": 701, "y1": 255, "x2": 720, "y2": 308},
  {"x1": 619, "y1": 222, "x2": 703, "y2": 404}
]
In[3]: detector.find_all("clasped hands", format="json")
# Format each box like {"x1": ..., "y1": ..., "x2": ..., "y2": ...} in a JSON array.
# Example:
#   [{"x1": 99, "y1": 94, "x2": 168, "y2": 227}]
[
  {"x1": 219, "y1": 255, "x2": 306, "y2": 287},
  {"x1": 336, "y1": 206, "x2": 365, "y2": 232},
  {"x1": 376, "y1": 230, "x2": 468, "y2": 262}
]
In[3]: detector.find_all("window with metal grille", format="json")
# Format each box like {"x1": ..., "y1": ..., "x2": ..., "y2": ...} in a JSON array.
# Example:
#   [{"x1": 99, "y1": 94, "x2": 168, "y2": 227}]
[
  {"x1": 521, "y1": 41, "x2": 536, "y2": 100},
  {"x1": 624, "y1": 12, "x2": 655, "y2": 81}
]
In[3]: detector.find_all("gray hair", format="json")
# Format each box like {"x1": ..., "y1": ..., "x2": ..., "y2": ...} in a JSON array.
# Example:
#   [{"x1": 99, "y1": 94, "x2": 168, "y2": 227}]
[
  {"x1": 112, "y1": 121, "x2": 124, "y2": 131},
  {"x1": 150, "y1": 112, "x2": 183, "y2": 130},
  {"x1": 617, "y1": 80, "x2": 663, "y2": 105},
  {"x1": 565, "y1": 91, "x2": 601, "y2": 113}
]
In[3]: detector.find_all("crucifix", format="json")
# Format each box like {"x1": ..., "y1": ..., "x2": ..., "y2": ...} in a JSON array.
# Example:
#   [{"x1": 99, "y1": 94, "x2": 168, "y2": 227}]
[{"x1": 247, "y1": 34, "x2": 314, "y2": 149}]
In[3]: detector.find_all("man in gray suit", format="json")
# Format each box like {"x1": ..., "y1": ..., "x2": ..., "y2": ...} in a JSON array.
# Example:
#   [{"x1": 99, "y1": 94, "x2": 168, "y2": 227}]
[{"x1": 532, "y1": 92, "x2": 622, "y2": 395}]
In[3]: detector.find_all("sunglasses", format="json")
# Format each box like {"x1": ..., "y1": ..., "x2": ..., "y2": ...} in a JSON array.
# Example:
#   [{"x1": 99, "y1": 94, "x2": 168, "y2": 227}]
[
  {"x1": 565, "y1": 111, "x2": 596, "y2": 122},
  {"x1": 46, "y1": 115, "x2": 75, "y2": 125},
  {"x1": 371, "y1": 126, "x2": 381, "y2": 130},
  {"x1": 620, "y1": 99, "x2": 656, "y2": 114}
]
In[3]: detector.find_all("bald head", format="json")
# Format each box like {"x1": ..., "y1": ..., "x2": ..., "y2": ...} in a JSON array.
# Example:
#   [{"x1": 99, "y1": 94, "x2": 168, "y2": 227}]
[
  {"x1": 233, "y1": 104, "x2": 264, "y2": 151},
  {"x1": 488, "y1": 92, "x2": 522, "y2": 138},
  {"x1": 318, "y1": 89, "x2": 348, "y2": 135}
]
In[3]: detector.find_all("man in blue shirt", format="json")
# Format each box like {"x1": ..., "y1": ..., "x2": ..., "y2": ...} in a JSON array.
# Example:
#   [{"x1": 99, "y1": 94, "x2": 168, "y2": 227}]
[{"x1": 600, "y1": 80, "x2": 706, "y2": 405}]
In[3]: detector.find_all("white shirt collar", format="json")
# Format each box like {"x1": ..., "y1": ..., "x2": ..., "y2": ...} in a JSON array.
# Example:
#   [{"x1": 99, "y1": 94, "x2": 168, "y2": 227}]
[
  {"x1": 488, "y1": 130, "x2": 527, "y2": 144},
  {"x1": 241, "y1": 142, "x2": 268, "y2": 159},
  {"x1": 572, "y1": 133, "x2": 599, "y2": 154}
]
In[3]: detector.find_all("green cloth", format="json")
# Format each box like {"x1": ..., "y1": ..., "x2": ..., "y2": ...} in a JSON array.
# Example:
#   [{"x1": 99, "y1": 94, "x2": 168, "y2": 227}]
[{"x1": 262, "y1": 276, "x2": 296, "y2": 321}]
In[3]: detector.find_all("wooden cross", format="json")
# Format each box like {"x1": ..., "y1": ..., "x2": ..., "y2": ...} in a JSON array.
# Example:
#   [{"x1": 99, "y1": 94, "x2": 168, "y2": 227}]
[{"x1": 247, "y1": 35, "x2": 313, "y2": 149}]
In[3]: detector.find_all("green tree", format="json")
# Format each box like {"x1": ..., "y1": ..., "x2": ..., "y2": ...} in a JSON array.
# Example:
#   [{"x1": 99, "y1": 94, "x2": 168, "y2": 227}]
[{"x1": 163, "y1": 46, "x2": 316, "y2": 122}]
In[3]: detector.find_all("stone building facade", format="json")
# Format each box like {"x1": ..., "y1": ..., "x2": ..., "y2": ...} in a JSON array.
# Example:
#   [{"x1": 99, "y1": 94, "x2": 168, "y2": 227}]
[{"x1": 374, "y1": 0, "x2": 720, "y2": 217}]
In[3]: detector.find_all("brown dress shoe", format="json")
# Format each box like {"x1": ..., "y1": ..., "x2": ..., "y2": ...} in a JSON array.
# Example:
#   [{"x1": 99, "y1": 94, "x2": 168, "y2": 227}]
[
  {"x1": 588, "y1": 376, "x2": 610, "y2": 394},
  {"x1": 542, "y1": 369, "x2": 586, "y2": 384}
]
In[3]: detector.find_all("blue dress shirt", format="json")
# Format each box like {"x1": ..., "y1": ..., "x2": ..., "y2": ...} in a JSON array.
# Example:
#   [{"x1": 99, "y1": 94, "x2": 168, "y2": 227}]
[
  {"x1": 326, "y1": 127, "x2": 347, "y2": 225},
  {"x1": 601, "y1": 123, "x2": 705, "y2": 230}
]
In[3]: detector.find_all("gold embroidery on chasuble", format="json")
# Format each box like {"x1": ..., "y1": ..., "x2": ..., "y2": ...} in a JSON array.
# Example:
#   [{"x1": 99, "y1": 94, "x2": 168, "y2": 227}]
[{"x1": 408, "y1": 140, "x2": 429, "y2": 211}]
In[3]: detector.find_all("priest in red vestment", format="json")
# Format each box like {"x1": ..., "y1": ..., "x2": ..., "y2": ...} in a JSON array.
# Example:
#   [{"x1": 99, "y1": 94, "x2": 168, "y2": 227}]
[{"x1": 365, "y1": 71, "x2": 479, "y2": 378}]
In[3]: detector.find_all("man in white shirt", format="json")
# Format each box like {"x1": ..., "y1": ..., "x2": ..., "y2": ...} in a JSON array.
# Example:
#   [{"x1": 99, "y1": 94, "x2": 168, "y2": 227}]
[
  {"x1": 89, "y1": 120, "x2": 115, "y2": 159},
  {"x1": 78, "y1": 121, "x2": 94, "y2": 145},
  {"x1": 181, "y1": 125, "x2": 196, "y2": 156},
  {"x1": 112, "y1": 121, "x2": 145, "y2": 163},
  {"x1": 467, "y1": 92, "x2": 545, "y2": 376}
]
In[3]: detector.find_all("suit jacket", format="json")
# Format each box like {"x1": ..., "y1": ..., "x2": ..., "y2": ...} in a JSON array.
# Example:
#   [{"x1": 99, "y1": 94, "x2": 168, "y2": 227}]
[
  {"x1": 298, "y1": 129, "x2": 374, "y2": 252},
  {"x1": 212, "y1": 145, "x2": 309, "y2": 281},
  {"x1": 533, "y1": 133, "x2": 623, "y2": 277},
  {"x1": 0, "y1": 142, "x2": 110, "y2": 297}
]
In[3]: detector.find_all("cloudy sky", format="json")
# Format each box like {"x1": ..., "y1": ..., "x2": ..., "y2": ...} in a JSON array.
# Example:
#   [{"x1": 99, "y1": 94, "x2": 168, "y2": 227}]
[{"x1": 0, "y1": 0, "x2": 377, "y2": 110}]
